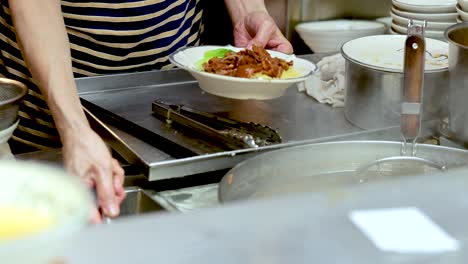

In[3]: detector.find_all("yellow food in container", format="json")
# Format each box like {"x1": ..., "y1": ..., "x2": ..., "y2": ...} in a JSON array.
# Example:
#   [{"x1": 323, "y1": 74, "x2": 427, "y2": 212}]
[{"x1": 0, "y1": 206, "x2": 54, "y2": 240}]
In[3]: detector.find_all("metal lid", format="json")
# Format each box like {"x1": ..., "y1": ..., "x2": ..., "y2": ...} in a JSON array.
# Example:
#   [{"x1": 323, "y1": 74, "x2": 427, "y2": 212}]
[
  {"x1": 341, "y1": 35, "x2": 448, "y2": 73},
  {"x1": 0, "y1": 78, "x2": 28, "y2": 107}
]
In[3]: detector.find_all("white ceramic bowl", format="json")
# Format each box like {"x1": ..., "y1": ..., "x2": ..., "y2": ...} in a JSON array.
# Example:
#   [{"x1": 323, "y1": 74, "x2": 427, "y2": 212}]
[
  {"x1": 295, "y1": 19, "x2": 387, "y2": 53},
  {"x1": 456, "y1": 4, "x2": 468, "y2": 20},
  {"x1": 342, "y1": 35, "x2": 449, "y2": 73},
  {"x1": 459, "y1": 0, "x2": 468, "y2": 11},
  {"x1": 391, "y1": 11, "x2": 456, "y2": 30},
  {"x1": 169, "y1": 45, "x2": 316, "y2": 100},
  {"x1": 392, "y1": 6, "x2": 458, "y2": 21},
  {"x1": 457, "y1": 15, "x2": 464, "y2": 22},
  {"x1": 0, "y1": 161, "x2": 92, "y2": 264},
  {"x1": 392, "y1": 0, "x2": 457, "y2": 13},
  {"x1": 391, "y1": 22, "x2": 446, "y2": 40}
]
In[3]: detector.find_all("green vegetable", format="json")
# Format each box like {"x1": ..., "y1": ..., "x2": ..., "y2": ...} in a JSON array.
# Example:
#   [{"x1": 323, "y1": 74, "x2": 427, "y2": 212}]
[{"x1": 196, "y1": 48, "x2": 232, "y2": 69}]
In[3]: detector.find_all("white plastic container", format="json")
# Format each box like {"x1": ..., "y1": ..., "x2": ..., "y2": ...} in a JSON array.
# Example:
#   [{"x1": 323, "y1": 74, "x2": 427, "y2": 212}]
[{"x1": 0, "y1": 160, "x2": 92, "y2": 264}]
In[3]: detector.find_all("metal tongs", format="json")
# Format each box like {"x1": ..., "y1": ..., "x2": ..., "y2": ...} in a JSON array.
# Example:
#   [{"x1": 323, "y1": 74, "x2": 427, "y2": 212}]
[
  {"x1": 152, "y1": 100, "x2": 282, "y2": 149},
  {"x1": 356, "y1": 20, "x2": 446, "y2": 174}
]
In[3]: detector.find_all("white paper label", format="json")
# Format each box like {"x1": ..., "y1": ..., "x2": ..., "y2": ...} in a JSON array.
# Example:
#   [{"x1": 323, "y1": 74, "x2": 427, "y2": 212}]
[{"x1": 349, "y1": 207, "x2": 460, "y2": 253}]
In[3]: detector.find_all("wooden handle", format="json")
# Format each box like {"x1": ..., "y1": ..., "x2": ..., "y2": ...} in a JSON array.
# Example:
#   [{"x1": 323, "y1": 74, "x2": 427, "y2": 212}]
[{"x1": 401, "y1": 33, "x2": 425, "y2": 140}]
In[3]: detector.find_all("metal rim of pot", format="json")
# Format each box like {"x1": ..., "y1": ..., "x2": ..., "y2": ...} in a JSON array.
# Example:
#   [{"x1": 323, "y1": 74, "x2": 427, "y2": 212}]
[
  {"x1": 340, "y1": 35, "x2": 448, "y2": 74},
  {"x1": 218, "y1": 140, "x2": 468, "y2": 203},
  {"x1": 443, "y1": 22, "x2": 468, "y2": 144},
  {"x1": 445, "y1": 22, "x2": 468, "y2": 49},
  {"x1": 0, "y1": 77, "x2": 28, "y2": 107}
]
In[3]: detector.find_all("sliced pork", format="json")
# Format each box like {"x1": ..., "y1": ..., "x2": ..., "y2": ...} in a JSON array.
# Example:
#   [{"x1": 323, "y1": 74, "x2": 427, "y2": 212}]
[{"x1": 202, "y1": 46, "x2": 293, "y2": 78}]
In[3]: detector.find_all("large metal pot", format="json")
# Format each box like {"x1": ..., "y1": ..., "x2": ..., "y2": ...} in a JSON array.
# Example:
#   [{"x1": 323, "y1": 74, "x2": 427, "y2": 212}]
[
  {"x1": 445, "y1": 23, "x2": 468, "y2": 143},
  {"x1": 218, "y1": 141, "x2": 468, "y2": 202},
  {"x1": 342, "y1": 35, "x2": 448, "y2": 130}
]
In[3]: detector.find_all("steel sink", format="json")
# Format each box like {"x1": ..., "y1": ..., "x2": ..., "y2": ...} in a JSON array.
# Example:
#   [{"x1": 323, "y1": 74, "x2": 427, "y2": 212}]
[
  {"x1": 119, "y1": 187, "x2": 166, "y2": 216},
  {"x1": 103, "y1": 187, "x2": 175, "y2": 224}
]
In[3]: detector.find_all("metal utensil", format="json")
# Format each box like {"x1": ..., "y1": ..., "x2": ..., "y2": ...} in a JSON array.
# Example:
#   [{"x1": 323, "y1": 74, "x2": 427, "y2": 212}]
[
  {"x1": 152, "y1": 100, "x2": 281, "y2": 150},
  {"x1": 355, "y1": 20, "x2": 446, "y2": 176}
]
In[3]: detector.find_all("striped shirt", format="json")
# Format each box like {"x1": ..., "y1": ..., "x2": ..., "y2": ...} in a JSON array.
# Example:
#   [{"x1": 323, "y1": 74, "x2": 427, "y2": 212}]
[{"x1": 0, "y1": 0, "x2": 203, "y2": 151}]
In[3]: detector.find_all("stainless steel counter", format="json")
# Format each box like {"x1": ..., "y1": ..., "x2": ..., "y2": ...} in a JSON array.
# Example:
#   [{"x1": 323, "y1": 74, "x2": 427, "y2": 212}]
[
  {"x1": 78, "y1": 54, "x2": 357, "y2": 156},
  {"x1": 15, "y1": 51, "x2": 468, "y2": 263},
  {"x1": 76, "y1": 54, "x2": 434, "y2": 181},
  {"x1": 17, "y1": 52, "x2": 459, "y2": 215}
]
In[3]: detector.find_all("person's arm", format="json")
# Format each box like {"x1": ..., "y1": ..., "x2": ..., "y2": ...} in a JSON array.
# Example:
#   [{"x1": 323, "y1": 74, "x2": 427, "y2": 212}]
[
  {"x1": 224, "y1": 0, "x2": 293, "y2": 53},
  {"x1": 9, "y1": 0, "x2": 124, "y2": 220}
]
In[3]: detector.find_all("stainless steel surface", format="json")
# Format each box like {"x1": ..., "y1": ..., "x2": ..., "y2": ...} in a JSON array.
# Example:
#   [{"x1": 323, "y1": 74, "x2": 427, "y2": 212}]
[
  {"x1": 445, "y1": 23, "x2": 468, "y2": 144},
  {"x1": 119, "y1": 188, "x2": 168, "y2": 216},
  {"x1": 218, "y1": 141, "x2": 468, "y2": 202},
  {"x1": 65, "y1": 169, "x2": 468, "y2": 264},
  {"x1": 102, "y1": 188, "x2": 175, "y2": 224},
  {"x1": 151, "y1": 101, "x2": 281, "y2": 149},
  {"x1": 158, "y1": 184, "x2": 219, "y2": 213},
  {"x1": 15, "y1": 149, "x2": 63, "y2": 167},
  {"x1": 343, "y1": 40, "x2": 448, "y2": 130},
  {"x1": 0, "y1": 78, "x2": 27, "y2": 130},
  {"x1": 83, "y1": 107, "x2": 149, "y2": 168}
]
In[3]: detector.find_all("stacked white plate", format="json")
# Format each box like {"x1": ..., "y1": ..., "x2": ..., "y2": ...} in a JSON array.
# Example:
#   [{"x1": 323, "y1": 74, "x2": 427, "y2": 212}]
[
  {"x1": 457, "y1": 0, "x2": 468, "y2": 22},
  {"x1": 390, "y1": 0, "x2": 457, "y2": 40}
]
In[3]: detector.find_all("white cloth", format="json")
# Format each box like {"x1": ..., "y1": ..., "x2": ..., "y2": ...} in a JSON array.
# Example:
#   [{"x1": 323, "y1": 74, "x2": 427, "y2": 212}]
[
  {"x1": 298, "y1": 53, "x2": 346, "y2": 108},
  {"x1": 0, "y1": 143, "x2": 14, "y2": 160},
  {"x1": 0, "y1": 120, "x2": 19, "y2": 160}
]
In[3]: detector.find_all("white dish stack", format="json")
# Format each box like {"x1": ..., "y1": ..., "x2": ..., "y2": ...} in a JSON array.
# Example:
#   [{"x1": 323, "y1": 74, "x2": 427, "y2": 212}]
[
  {"x1": 389, "y1": 0, "x2": 457, "y2": 40},
  {"x1": 457, "y1": 0, "x2": 468, "y2": 22}
]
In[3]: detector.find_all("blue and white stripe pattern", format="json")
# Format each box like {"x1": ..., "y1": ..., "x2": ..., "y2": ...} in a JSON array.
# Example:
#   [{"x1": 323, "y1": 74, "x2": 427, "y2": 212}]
[{"x1": 0, "y1": 0, "x2": 203, "y2": 150}]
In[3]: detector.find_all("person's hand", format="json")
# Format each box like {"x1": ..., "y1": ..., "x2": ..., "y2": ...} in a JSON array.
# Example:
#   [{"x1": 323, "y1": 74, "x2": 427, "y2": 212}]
[
  {"x1": 62, "y1": 127, "x2": 126, "y2": 223},
  {"x1": 233, "y1": 11, "x2": 293, "y2": 54}
]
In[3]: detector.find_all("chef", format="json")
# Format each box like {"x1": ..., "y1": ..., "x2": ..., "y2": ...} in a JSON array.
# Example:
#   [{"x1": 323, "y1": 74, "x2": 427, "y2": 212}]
[{"x1": 1, "y1": 0, "x2": 292, "y2": 222}]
